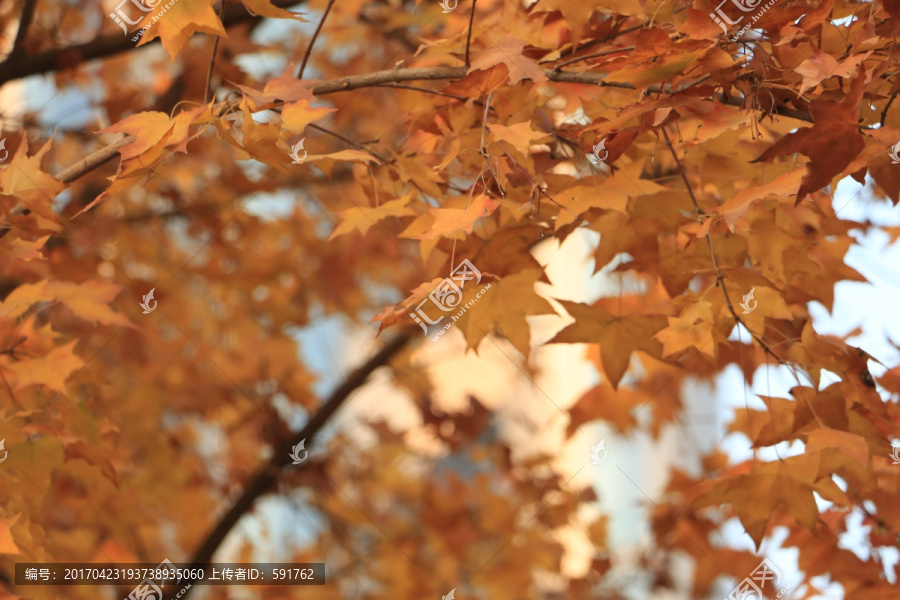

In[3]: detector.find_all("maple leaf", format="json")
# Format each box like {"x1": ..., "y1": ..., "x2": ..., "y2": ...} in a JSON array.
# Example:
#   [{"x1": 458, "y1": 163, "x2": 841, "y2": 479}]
[
  {"x1": 329, "y1": 195, "x2": 416, "y2": 239},
  {"x1": 443, "y1": 65, "x2": 509, "y2": 97},
  {"x1": 751, "y1": 71, "x2": 867, "y2": 205},
  {"x1": 467, "y1": 36, "x2": 548, "y2": 85},
  {"x1": 486, "y1": 121, "x2": 550, "y2": 157},
  {"x1": 459, "y1": 269, "x2": 556, "y2": 356},
  {"x1": 281, "y1": 100, "x2": 336, "y2": 134},
  {"x1": 548, "y1": 300, "x2": 667, "y2": 389},
  {"x1": 408, "y1": 194, "x2": 499, "y2": 241},
  {"x1": 7, "y1": 339, "x2": 84, "y2": 394},
  {"x1": 0, "y1": 138, "x2": 64, "y2": 223},
  {"x1": 135, "y1": 0, "x2": 227, "y2": 59}
]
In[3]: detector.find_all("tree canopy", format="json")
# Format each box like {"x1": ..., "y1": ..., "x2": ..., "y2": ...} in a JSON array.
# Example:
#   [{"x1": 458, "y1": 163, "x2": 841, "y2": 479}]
[{"x1": 2, "y1": 0, "x2": 900, "y2": 599}]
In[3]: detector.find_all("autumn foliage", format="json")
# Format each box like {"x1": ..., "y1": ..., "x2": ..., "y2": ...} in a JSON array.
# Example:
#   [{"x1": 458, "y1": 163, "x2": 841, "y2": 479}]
[{"x1": 2, "y1": 0, "x2": 900, "y2": 598}]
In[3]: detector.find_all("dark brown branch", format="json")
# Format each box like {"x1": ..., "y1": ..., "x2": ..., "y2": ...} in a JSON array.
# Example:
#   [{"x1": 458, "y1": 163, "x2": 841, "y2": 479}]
[
  {"x1": 175, "y1": 330, "x2": 414, "y2": 599},
  {"x1": 297, "y1": 0, "x2": 336, "y2": 80},
  {"x1": 464, "y1": 0, "x2": 477, "y2": 67},
  {"x1": 881, "y1": 85, "x2": 900, "y2": 126},
  {"x1": 204, "y1": 0, "x2": 228, "y2": 104},
  {"x1": 7, "y1": 0, "x2": 38, "y2": 62},
  {"x1": 0, "y1": 0, "x2": 306, "y2": 86}
]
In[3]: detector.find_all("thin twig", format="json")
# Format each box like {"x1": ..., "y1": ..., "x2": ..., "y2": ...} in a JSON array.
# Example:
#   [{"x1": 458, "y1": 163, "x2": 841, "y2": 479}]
[
  {"x1": 881, "y1": 85, "x2": 900, "y2": 126},
  {"x1": 465, "y1": 0, "x2": 477, "y2": 67},
  {"x1": 307, "y1": 123, "x2": 388, "y2": 163},
  {"x1": 204, "y1": 0, "x2": 228, "y2": 104},
  {"x1": 372, "y1": 82, "x2": 476, "y2": 104},
  {"x1": 659, "y1": 127, "x2": 820, "y2": 424},
  {"x1": 297, "y1": 0, "x2": 336, "y2": 80},
  {"x1": 552, "y1": 46, "x2": 635, "y2": 71},
  {"x1": 661, "y1": 128, "x2": 704, "y2": 218},
  {"x1": 175, "y1": 330, "x2": 414, "y2": 600},
  {"x1": 480, "y1": 91, "x2": 493, "y2": 156}
]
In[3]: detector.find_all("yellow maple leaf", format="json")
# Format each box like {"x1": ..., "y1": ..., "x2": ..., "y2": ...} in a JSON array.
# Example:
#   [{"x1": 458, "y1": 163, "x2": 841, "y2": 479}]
[
  {"x1": 8, "y1": 340, "x2": 84, "y2": 393},
  {"x1": 135, "y1": 0, "x2": 227, "y2": 59},
  {"x1": 411, "y1": 194, "x2": 499, "y2": 241},
  {"x1": 329, "y1": 195, "x2": 416, "y2": 240},
  {"x1": 549, "y1": 300, "x2": 667, "y2": 388}
]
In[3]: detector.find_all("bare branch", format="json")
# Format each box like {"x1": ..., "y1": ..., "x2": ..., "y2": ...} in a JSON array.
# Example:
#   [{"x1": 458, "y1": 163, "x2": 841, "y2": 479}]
[
  {"x1": 7, "y1": 0, "x2": 38, "y2": 62},
  {"x1": 175, "y1": 330, "x2": 414, "y2": 600},
  {"x1": 297, "y1": 0, "x2": 336, "y2": 80},
  {"x1": 465, "y1": 0, "x2": 477, "y2": 67},
  {"x1": 204, "y1": 0, "x2": 229, "y2": 104}
]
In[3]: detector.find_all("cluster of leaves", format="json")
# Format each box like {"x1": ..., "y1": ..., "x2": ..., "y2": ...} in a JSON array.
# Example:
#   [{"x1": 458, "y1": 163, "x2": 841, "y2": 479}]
[{"x1": 1, "y1": 0, "x2": 900, "y2": 598}]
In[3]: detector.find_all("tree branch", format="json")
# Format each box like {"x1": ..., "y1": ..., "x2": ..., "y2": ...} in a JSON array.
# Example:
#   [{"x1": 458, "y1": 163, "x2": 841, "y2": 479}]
[
  {"x1": 7, "y1": 0, "x2": 38, "y2": 62},
  {"x1": 297, "y1": 0, "x2": 336, "y2": 80},
  {"x1": 175, "y1": 329, "x2": 414, "y2": 600},
  {"x1": 36, "y1": 66, "x2": 818, "y2": 192},
  {"x1": 0, "y1": 0, "x2": 307, "y2": 86},
  {"x1": 204, "y1": 0, "x2": 229, "y2": 104},
  {"x1": 465, "y1": 0, "x2": 477, "y2": 67}
]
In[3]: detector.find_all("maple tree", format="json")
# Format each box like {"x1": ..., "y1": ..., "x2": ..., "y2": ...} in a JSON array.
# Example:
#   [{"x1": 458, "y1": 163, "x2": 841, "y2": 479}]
[{"x1": 2, "y1": 0, "x2": 900, "y2": 598}]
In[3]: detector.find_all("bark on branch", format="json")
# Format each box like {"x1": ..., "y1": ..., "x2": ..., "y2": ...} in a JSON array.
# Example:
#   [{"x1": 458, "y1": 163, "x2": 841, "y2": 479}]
[
  {"x1": 0, "y1": 0, "x2": 307, "y2": 86},
  {"x1": 174, "y1": 329, "x2": 414, "y2": 600}
]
